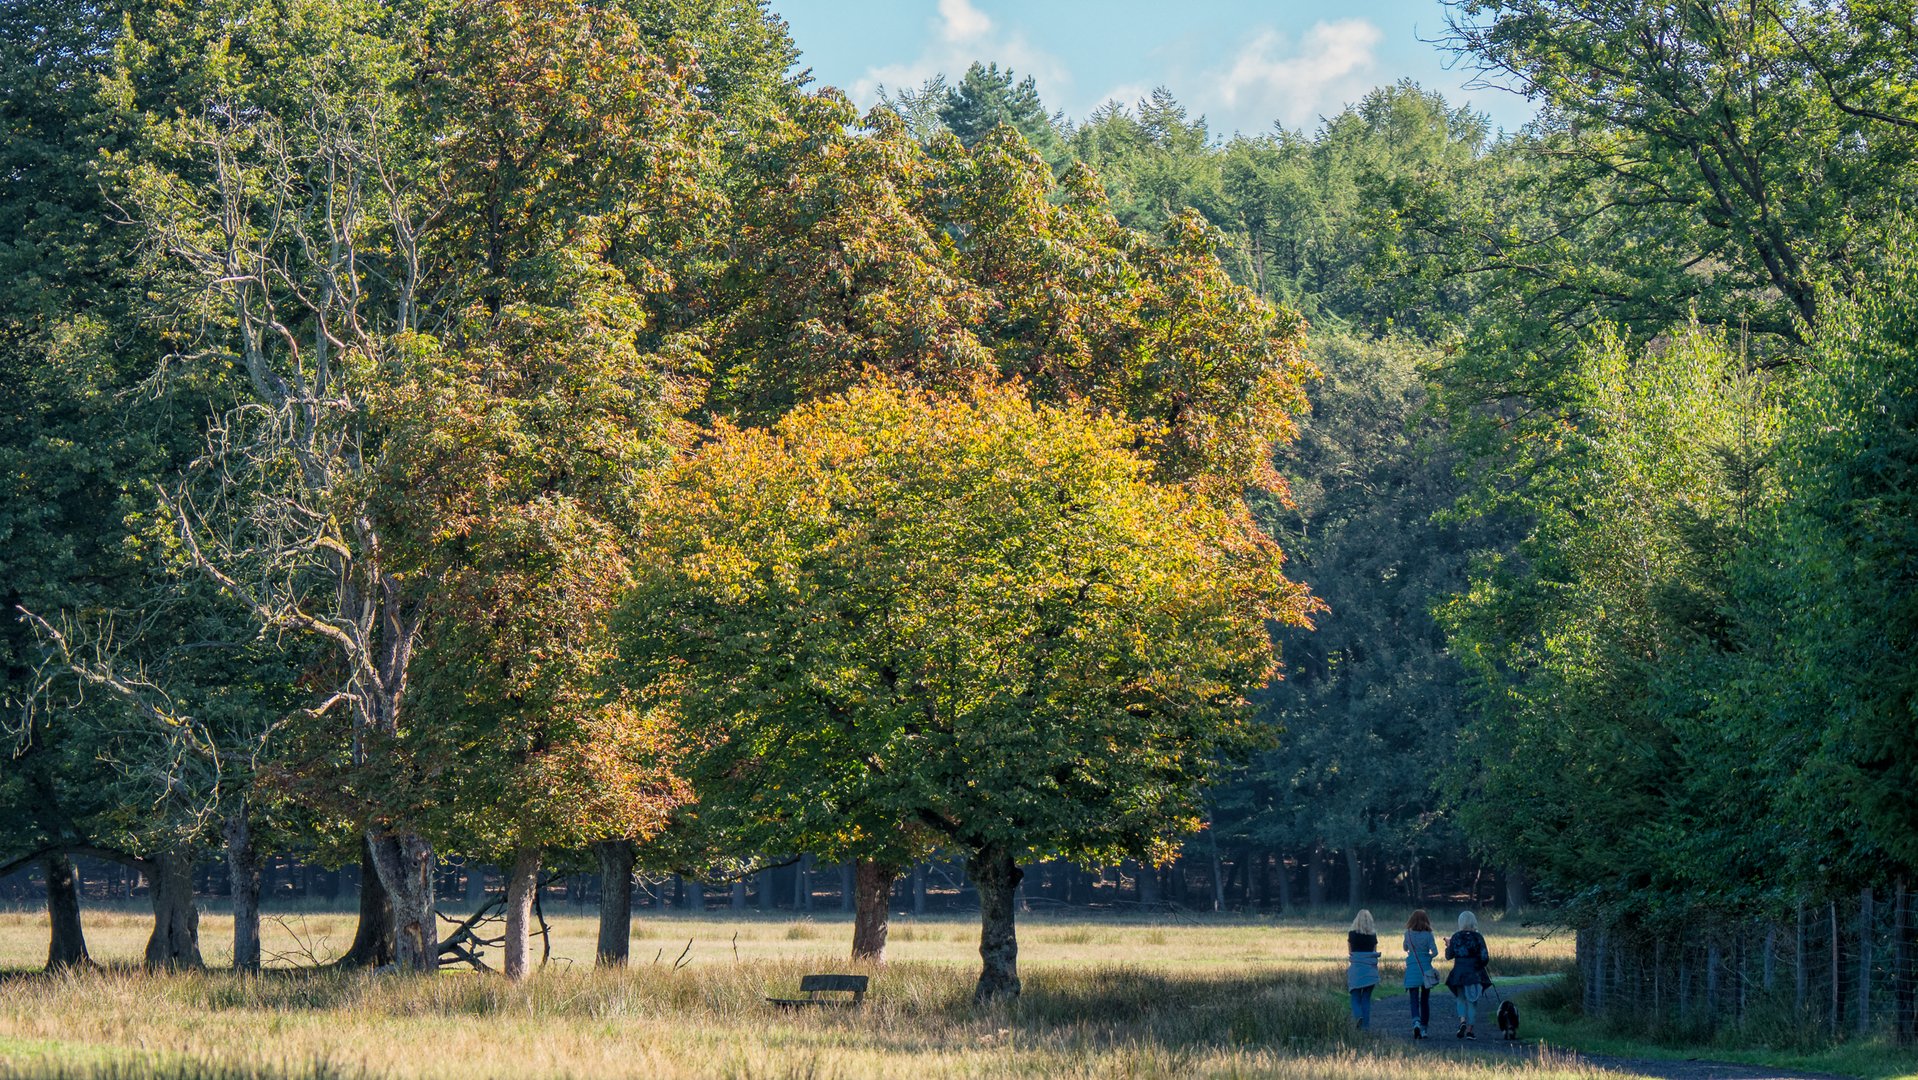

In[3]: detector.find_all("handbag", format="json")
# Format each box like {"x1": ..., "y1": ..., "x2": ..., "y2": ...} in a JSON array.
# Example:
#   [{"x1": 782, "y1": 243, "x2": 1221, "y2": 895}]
[{"x1": 1422, "y1": 966, "x2": 1439, "y2": 989}]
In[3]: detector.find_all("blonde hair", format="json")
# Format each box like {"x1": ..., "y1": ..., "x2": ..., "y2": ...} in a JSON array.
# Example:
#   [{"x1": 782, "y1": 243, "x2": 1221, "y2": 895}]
[
  {"x1": 1350, "y1": 909, "x2": 1376, "y2": 936},
  {"x1": 1457, "y1": 910, "x2": 1479, "y2": 932}
]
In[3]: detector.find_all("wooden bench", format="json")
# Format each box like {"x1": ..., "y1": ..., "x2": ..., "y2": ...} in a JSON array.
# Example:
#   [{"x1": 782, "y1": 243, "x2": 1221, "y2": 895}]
[{"x1": 767, "y1": 973, "x2": 869, "y2": 1009}]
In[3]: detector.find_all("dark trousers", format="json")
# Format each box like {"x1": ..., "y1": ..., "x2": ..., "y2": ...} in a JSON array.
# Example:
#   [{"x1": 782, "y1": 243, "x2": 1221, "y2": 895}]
[{"x1": 1407, "y1": 987, "x2": 1431, "y2": 1028}]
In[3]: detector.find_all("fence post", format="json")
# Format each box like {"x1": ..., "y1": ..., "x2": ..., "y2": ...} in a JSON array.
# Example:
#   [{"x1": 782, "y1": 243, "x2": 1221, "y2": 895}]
[
  {"x1": 1707, "y1": 941, "x2": 1722, "y2": 1022},
  {"x1": 1654, "y1": 937, "x2": 1664, "y2": 1019},
  {"x1": 1831, "y1": 898, "x2": 1842, "y2": 1036},
  {"x1": 1737, "y1": 930, "x2": 1748, "y2": 1022},
  {"x1": 1764, "y1": 922, "x2": 1777, "y2": 993},
  {"x1": 1678, "y1": 946, "x2": 1690, "y2": 1027},
  {"x1": 1897, "y1": 878, "x2": 1914, "y2": 1044},
  {"x1": 1860, "y1": 887, "x2": 1875, "y2": 1037},
  {"x1": 1594, "y1": 929, "x2": 1608, "y2": 1014},
  {"x1": 1796, "y1": 900, "x2": 1808, "y2": 1019}
]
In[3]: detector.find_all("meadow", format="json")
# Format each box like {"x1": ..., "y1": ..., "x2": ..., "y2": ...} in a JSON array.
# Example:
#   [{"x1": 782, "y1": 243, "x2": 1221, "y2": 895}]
[{"x1": 0, "y1": 906, "x2": 1619, "y2": 1079}]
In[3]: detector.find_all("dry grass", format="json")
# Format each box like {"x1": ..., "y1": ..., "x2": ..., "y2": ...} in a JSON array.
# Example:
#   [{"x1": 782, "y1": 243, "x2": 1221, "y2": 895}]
[
  {"x1": 0, "y1": 905, "x2": 1575, "y2": 975},
  {"x1": 0, "y1": 906, "x2": 1593, "y2": 1079}
]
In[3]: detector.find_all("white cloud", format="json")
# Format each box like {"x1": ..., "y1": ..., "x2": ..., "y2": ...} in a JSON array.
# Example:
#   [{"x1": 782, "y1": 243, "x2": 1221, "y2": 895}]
[
  {"x1": 937, "y1": 0, "x2": 991, "y2": 43},
  {"x1": 1090, "y1": 82, "x2": 1153, "y2": 114},
  {"x1": 847, "y1": 0, "x2": 1070, "y2": 111},
  {"x1": 1196, "y1": 19, "x2": 1383, "y2": 133}
]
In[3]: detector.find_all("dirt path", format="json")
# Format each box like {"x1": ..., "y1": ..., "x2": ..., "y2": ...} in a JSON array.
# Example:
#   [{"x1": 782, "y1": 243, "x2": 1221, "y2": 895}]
[
  {"x1": 1379, "y1": 984, "x2": 1848, "y2": 1080},
  {"x1": 1390, "y1": 1031, "x2": 1850, "y2": 1080}
]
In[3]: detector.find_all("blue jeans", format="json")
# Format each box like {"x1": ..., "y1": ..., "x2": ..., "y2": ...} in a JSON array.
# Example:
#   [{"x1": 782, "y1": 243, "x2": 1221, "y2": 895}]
[
  {"x1": 1349, "y1": 985, "x2": 1374, "y2": 1028},
  {"x1": 1454, "y1": 983, "x2": 1481, "y2": 1025},
  {"x1": 1407, "y1": 987, "x2": 1430, "y2": 1029}
]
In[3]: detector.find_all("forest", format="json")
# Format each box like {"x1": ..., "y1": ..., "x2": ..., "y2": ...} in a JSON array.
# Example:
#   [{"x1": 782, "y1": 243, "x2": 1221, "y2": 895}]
[{"x1": 2, "y1": 0, "x2": 1916, "y2": 1059}]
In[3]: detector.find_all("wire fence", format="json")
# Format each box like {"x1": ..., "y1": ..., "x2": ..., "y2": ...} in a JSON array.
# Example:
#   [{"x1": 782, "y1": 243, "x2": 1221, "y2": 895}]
[{"x1": 1575, "y1": 884, "x2": 1917, "y2": 1044}]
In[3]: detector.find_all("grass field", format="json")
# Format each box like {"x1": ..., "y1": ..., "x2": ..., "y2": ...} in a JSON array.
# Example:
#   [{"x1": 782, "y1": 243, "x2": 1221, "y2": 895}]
[{"x1": 0, "y1": 904, "x2": 1675, "y2": 1079}]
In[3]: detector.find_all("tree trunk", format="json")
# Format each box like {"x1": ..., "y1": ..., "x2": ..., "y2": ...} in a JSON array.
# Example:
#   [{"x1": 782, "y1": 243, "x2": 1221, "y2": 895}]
[
  {"x1": 757, "y1": 869, "x2": 772, "y2": 912},
  {"x1": 1859, "y1": 886, "x2": 1874, "y2": 1036},
  {"x1": 912, "y1": 862, "x2": 927, "y2": 917},
  {"x1": 684, "y1": 877, "x2": 704, "y2": 912},
  {"x1": 969, "y1": 846, "x2": 1022, "y2": 1004},
  {"x1": 144, "y1": 851, "x2": 203, "y2": 970},
  {"x1": 1209, "y1": 850, "x2": 1225, "y2": 912},
  {"x1": 1307, "y1": 846, "x2": 1326, "y2": 909},
  {"x1": 1276, "y1": 853, "x2": 1293, "y2": 914},
  {"x1": 794, "y1": 854, "x2": 813, "y2": 911},
  {"x1": 731, "y1": 878, "x2": 747, "y2": 910},
  {"x1": 367, "y1": 830, "x2": 437, "y2": 973},
  {"x1": 338, "y1": 837, "x2": 395, "y2": 968},
  {"x1": 503, "y1": 846, "x2": 540, "y2": 982},
  {"x1": 596, "y1": 840, "x2": 634, "y2": 966},
  {"x1": 1344, "y1": 847, "x2": 1362, "y2": 910},
  {"x1": 43, "y1": 853, "x2": 90, "y2": 970},
  {"x1": 224, "y1": 807, "x2": 262, "y2": 972},
  {"x1": 1136, "y1": 861, "x2": 1160, "y2": 909},
  {"x1": 1504, "y1": 865, "x2": 1528, "y2": 913},
  {"x1": 465, "y1": 863, "x2": 489, "y2": 907},
  {"x1": 851, "y1": 861, "x2": 897, "y2": 964}
]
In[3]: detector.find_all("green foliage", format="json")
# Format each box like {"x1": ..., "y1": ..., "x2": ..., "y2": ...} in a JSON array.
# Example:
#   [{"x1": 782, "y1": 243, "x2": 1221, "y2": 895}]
[
  {"x1": 1226, "y1": 334, "x2": 1491, "y2": 868},
  {"x1": 1765, "y1": 235, "x2": 1918, "y2": 874},
  {"x1": 1448, "y1": 0, "x2": 1918, "y2": 342},
  {"x1": 1441, "y1": 322, "x2": 1796, "y2": 921},
  {"x1": 617, "y1": 382, "x2": 1312, "y2": 868},
  {"x1": 712, "y1": 93, "x2": 1311, "y2": 490},
  {"x1": 939, "y1": 62, "x2": 1069, "y2": 170}
]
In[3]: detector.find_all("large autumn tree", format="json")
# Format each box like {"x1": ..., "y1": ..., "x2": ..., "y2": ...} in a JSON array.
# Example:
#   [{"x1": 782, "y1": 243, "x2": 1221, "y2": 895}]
[
  {"x1": 357, "y1": 0, "x2": 716, "y2": 982},
  {"x1": 690, "y1": 92, "x2": 1312, "y2": 957},
  {"x1": 99, "y1": 0, "x2": 728, "y2": 973},
  {"x1": 618, "y1": 382, "x2": 1315, "y2": 1001}
]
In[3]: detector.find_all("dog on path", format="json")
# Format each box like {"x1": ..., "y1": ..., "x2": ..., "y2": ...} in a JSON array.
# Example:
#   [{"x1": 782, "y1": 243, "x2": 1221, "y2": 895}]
[{"x1": 1496, "y1": 999, "x2": 1520, "y2": 1040}]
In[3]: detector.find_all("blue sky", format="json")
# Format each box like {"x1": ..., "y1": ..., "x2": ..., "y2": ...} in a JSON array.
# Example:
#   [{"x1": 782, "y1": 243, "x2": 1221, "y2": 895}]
[{"x1": 771, "y1": 0, "x2": 1536, "y2": 138}]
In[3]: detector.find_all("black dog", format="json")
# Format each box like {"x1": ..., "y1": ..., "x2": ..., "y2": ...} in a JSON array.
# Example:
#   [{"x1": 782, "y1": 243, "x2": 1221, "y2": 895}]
[{"x1": 1496, "y1": 999, "x2": 1520, "y2": 1040}]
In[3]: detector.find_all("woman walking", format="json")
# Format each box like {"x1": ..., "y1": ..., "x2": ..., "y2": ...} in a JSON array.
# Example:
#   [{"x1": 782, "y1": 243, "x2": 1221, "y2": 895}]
[
  {"x1": 1445, "y1": 910, "x2": 1492, "y2": 1038},
  {"x1": 1402, "y1": 909, "x2": 1438, "y2": 1038},
  {"x1": 1346, "y1": 909, "x2": 1381, "y2": 1030}
]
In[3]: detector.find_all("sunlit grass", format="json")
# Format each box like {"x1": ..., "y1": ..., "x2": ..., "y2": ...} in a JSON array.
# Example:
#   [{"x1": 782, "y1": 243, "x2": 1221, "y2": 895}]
[
  {"x1": 0, "y1": 904, "x2": 1574, "y2": 975},
  {"x1": 0, "y1": 906, "x2": 1595, "y2": 1079}
]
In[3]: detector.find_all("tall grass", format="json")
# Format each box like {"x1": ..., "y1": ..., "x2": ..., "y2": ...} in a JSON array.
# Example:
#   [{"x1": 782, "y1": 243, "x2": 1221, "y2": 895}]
[{"x1": 0, "y1": 959, "x2": 1618, "y2": 1079}]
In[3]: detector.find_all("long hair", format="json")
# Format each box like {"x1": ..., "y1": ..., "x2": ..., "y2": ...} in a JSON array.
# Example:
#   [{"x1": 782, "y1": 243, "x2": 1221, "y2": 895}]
[
  {"x1": 1457, "y1": 910, "x2": 1479, "y2": 932},
  {"x1": 1350, "y1": 909, "x2": 1376, "y2": 936},
  {"x1": 1406, "y1": 909, "x2": 1432, "y2": 932}
]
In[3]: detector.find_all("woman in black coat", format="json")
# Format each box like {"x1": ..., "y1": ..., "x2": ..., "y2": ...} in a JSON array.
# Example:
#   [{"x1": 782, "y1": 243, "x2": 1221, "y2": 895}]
[{"x1": 1444, "y1": 910, "x2": 1493, "y2": 1038}]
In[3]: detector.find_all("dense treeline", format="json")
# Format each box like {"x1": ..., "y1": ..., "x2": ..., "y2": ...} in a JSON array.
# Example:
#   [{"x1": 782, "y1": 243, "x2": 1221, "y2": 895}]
[
  {"x1": 4, "y1": 0, "x2": 1916, "y2": 1045},
  {"x1": 881, "y1": 4, "x2": 1918, "y2": 1042},
  {"x1": 0, "y1": 0, "x2": 1313, "y2": 1002}
]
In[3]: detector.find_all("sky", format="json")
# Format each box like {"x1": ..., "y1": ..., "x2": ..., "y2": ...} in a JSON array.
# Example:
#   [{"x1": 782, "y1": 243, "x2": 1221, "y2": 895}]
[{"x1": 770, "y1": 0, "x2": 1536, "y2": 138}]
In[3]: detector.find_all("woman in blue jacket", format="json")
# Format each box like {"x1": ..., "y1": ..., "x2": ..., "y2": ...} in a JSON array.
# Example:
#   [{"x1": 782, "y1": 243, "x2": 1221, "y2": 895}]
[
  {"x1": 1402, "y1": 909, "x2": 1438, "y2": 1038},
  {"x1": 1346, "y1": 909, "x2": 1381, "y2": 1029}
]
